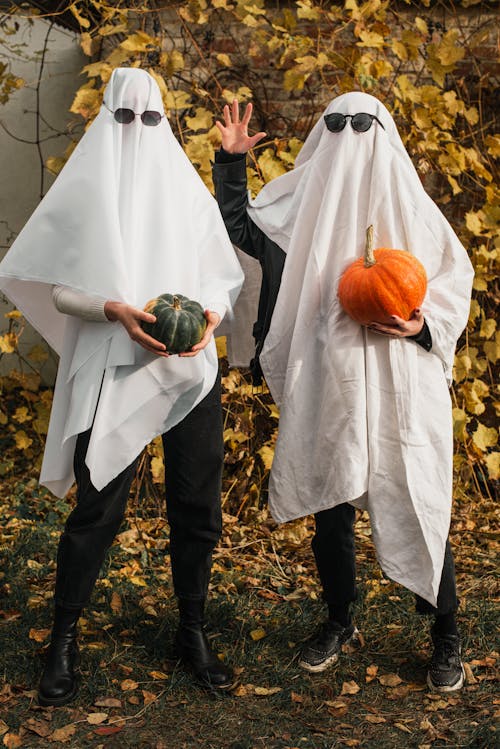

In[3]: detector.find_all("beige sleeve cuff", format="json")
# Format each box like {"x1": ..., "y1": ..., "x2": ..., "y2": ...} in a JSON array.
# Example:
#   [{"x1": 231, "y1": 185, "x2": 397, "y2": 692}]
[{"x1": 52, "y1": 285, "x2": 108, "y2": 322}]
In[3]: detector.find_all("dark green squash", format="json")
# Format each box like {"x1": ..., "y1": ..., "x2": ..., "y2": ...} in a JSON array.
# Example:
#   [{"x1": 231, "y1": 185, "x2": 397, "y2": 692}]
[{"x1": 141, "y1": 293, "x2": 207, "y2": 354}]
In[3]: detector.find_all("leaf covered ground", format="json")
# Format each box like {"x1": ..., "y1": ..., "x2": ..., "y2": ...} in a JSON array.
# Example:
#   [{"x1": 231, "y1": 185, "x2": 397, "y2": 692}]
[{"x1": 0, "y1": 370, "x2": 498, "y2": 749}]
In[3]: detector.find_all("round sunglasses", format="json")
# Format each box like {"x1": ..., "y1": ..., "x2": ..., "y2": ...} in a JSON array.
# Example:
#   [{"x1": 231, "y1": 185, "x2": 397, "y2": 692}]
[
  {"x1": 103, "y1": 100, "x2": 164, "y2": 127},
  {"x1": 323, "y1": 112, "x2": 385, "y2": 133}
]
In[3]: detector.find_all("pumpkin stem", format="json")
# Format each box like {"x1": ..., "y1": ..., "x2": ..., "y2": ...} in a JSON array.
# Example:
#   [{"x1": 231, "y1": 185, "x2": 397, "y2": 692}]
[
  {"x1": 172, "y1": 295, "x2": 182, "y2": 311},
  {"x1": 364, "y1": 225, "x2": 376, "y2": 267}
]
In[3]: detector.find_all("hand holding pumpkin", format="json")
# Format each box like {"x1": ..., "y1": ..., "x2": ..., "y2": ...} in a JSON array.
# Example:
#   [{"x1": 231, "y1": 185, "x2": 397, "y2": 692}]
[
  {"x1": 368, "y1": 308, "x2": 425, "y2": 338},
  {"x1": 104, "y1": 300, "x2": 169, "y2": 356},
  {"x1": 179, "y1": 310, "x2": 221, "y2": 357},
  {"x1": 215, "y1": 99, "x2": 267, "y2": 154}
]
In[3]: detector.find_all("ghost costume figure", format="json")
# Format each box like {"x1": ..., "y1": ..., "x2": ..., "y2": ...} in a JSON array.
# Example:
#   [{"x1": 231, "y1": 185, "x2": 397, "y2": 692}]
[
  {"x1": 213, "y1": 92, "x2": 473, "y2": 692},
  {"x1": 0, "y1": 68, "x2": 244, "y2": 704}
]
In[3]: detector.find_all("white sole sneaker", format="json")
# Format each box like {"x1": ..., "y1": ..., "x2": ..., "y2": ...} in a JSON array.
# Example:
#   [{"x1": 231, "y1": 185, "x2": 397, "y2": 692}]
[
  {"x1": 426, "y1": 665, "x2": 466, "y2": 693},
  {"x1": 298, "y1": 627, "x2": 360, "y2": 674}
]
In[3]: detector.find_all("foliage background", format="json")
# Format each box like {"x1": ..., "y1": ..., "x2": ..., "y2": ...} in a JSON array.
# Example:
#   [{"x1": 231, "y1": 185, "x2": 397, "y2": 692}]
[{"x1": 0, "y1": 1, "x2": 498, "y2": 747}]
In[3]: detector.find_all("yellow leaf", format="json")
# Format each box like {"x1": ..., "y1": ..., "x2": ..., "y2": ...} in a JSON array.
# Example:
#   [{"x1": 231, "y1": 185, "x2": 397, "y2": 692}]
[
  {"x1": 297, "y1": 0, "x2": 321, "y2": 20},
  {"x1": 150, "y1": 456, "x2": 164, "y2": 484},
  {"x1": 472, "y1": 424, "x2": 497, "y2": 452},
  {"x1": 0, "y1": 333, "x2": 16, "y2": 354},
  {"x1": 13, "y1": 407, "x2": 30, "y2": 423},
  {"x1": 485, "y1": 135, "x2": 500, "y2": 157},
  {"x1": 216, "y1": 53, "x2": 231, "y2": 66},
  {"x1": 283, "y1": 68, "x2": 307, "y2": 92},
  {"x1": 462, "y1": 379, "x2": 489, "y2": 415},
  {"x1": 434, "y1": 29, "x2": 465, "y2": 66},
  {"x1": 82, "y1": 61, "x2": 113, "y2": 81},
  {"x1": 250, "y1": 628, "x2": 266, "y2": 641},
  {"x1": 357, "y1": 30, "x2": 385, "y2": 48},
  {"x1": 15, "y1": 430, "x2": 33, "y2": 450},
  {"x1": 28, "y1": 344, "x2": 49, "y2": 363},
  {"x1": 215, "y1": 335, "x2": 227, "y2": 358},
  {"x1": 69, "y1": 2, "x2": 90, "y2": 29},
  {"x1": 121, "y1": 31, "x2": 159, "y2": 53},
  {"x1": 70, "y1": 85, "x2": 100, "y2": 119},
  {"x1": 46, "y1": 156, "x2": 66, "y2": 176},
  {"x1": 161, "y1": 50, "x2": 185, "y2": 77},
  {"x1": 452, "y1": 408, "x2": 470, "y2": 441},
  {"x1": 98, "y1": 23, "x2": 129, "y2": 36},
  {"x1": 414, "y1": 17, "x2": 428, "y2": 36},
  {"x1": 485, "y1": 452, "x2": 500, "y2": 481},
  {"x1": 185, "y1": 107, "x2": 213, "y2": 131},
  {"x1": 221, "y1": 86, "x2": 252, "y2": 104},
  {"x1": 4, "y1": 310, "x2": 22, "y2": 319},
  {"x1": 341, "y1": 680, "x2": 360, "y2": 695},
  {"x1": 480, "y1": 318, "x2": 496, "y2": 339},
  {"x1": 453, "y1": 354, "x2": 471, "y2": 383},
  {"x1": 165, "y1": 90, "x2": 192, "y2": 111},
  {"x1": 483, "y1": 332, "x2": 500, "y2": 364},
  {"x1": 391, "y1": 40, "x2": 407, "y2": 61},
  {"x1": 465, "y1": 211, "x2": 483, "y2": 235},
  {"x1": 86, "y1": 713, "x2": 108, "y2": 725},
  {"x1": 258, "y1": 445, "x2": 274, "y2": 470}
]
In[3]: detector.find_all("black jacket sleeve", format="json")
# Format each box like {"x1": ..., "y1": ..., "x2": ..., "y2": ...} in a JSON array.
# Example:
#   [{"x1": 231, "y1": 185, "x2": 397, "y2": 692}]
[{"x1": 212, "y1": 151, "x2": 286, "y2": 381}]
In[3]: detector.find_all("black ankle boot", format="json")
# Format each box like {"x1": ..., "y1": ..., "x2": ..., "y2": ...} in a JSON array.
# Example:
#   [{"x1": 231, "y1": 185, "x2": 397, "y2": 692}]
[
  {"x1": 38, "y1": 605, "x2": 81, "y2": 707},
  {"x1": 175, "y1": 598, "x2": 235, "y2": 690}
]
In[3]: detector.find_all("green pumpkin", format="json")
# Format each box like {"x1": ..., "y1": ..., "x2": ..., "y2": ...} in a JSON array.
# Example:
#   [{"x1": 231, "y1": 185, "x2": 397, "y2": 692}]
[{"x1": 141, "y1": 293, "x2": 207, "y2": 354}]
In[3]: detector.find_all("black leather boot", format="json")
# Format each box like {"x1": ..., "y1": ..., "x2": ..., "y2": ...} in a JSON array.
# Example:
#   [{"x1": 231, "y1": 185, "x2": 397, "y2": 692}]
[
  {"x1": 38, "y1": 605, "x2": 81, "y2": 707},
  {"x1": 175, "y1": 598, "x2": 235, "y2": 690}
]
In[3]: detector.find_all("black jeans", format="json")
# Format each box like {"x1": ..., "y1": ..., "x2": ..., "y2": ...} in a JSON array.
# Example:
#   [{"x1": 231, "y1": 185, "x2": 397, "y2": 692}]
[
  {"x1": 313, "y1": 502, "x2": 458, "y2": 616},
  {"x1": 54, "y1": 374, "x2": 224, "y2": 610}
]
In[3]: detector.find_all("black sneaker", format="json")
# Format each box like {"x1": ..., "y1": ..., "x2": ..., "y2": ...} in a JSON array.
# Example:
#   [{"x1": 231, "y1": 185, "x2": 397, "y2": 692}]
[
  {"x1": 427, "y1": 629, "x2": 465, "y2": 692},
  {"x1": 299, "y1": 621, "x2": 358, "y2": 673}
]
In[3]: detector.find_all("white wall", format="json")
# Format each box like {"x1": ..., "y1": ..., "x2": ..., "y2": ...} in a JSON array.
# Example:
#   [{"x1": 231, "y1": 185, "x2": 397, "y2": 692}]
[{"x1": 0, "y1": 17, "x2": 85, "y2": 382}]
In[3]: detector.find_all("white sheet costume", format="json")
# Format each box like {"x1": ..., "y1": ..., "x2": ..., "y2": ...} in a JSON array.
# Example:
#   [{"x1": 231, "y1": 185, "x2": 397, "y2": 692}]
[
  {"x1": 0, "y1": 68, "x2": 243, "y2": 497},
  {"x1": 248, "y1": 92, "x2": 473, "y2": 606}
]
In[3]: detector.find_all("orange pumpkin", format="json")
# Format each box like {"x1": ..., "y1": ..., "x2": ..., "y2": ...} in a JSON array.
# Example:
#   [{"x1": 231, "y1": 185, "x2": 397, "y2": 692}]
[{"x1": 338, "y1": 226, "x2": 427, "y2": 325}]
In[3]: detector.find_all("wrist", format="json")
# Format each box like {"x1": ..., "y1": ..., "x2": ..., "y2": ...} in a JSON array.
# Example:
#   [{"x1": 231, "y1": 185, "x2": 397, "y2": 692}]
[{"x1": 104, "y1": 300, "x2": 122, "y2": 321}]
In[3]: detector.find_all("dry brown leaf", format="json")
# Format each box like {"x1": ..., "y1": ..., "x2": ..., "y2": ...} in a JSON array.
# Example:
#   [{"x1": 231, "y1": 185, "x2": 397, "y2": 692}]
[
  {"x1": 142, "y1": 690, "x2": 158, "y2": 705},
  {"x1": 2, "y1": 734, "x2": 23, "y2": 749},
  {"x1": 49, "y1": 724, "x2": 76, "y2": 743},
  {"x1": 94, "y1": 726, "x2": 124, "y2": 736},
  {"x1": 28, "y1": 627, "x2": 51, "y2": 643},
  {"x1": 148, "y1": 670, "x2": 169, "y2": 680},
  {"x1": 341, "y1": 680, "x2": 360, "y2": 695},
  {"x1": 120, "y1": 679, "x2": 139, "y2": 691},
  {"x1": 365, "y1": 715, "x2": 386, "y2": 724},
  {"x1": 365, "y1": 664, "x2": 378, "y2": 683},
  {"x1": 394, "y1": 722, "x2": 413, "y2": 733},
  {"x1": 94, "y1": 697, "x2": 122, "y2": 708},
  {"x1": 379, "y1": 673, "x2": 403, "y2": 687},
  {"x1": 25, "y1": 718, "x2": 51, "y2": 737},
  {"x1": 463, "y1": 662, "x2": 476, "y2": 684},
  {"x1": 254, "y1": 686, "x2": 282, "y2": 695},
  {"x1": 250, "y1": 628, "x2": 266, "y2": 641},
  {"x1": 86, "y1": 713, "x2": 108, "y2": 725},
  {"x1": 110, "y1": 592, "x2": 122, "y2": 615},
  {"x1": 290, "y1": 691, "x2": 303, "y2": 703},
  {"x1": 0, "y1": 723, "x2": 7, "y2": 739}
]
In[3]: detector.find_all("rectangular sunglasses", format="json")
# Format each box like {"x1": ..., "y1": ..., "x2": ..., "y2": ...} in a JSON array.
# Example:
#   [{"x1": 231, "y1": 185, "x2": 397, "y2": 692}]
[
  {"x1": 324, "y1": 112, "x2": 385, "y2": 132},
  {"x1": 103, "y1": 100, "x2": 164, "y2": 126}
]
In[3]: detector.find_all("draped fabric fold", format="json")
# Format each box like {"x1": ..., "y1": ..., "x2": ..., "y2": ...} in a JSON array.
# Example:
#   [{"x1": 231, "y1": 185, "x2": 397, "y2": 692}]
[
  {"x1": 248, "y1": 92, "x2": 473, "y2": 605},
  {"x1": 0, "y1": 68, "x2": 243, "y2": 497}
]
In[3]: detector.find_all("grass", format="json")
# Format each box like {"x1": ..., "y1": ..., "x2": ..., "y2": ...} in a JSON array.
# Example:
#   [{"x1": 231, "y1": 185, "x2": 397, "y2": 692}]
[{"x1": 0, "y1": 481, "x2": 498, "y2": 749}]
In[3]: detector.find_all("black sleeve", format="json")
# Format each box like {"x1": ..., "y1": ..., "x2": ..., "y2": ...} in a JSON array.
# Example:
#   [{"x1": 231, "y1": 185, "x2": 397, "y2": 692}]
[
  {"x1": 408, "y1": 320, "x2": 432, "y2": 351},
  {"x1": 212, "y1": 151, "x2": 274, "y2": 262}
]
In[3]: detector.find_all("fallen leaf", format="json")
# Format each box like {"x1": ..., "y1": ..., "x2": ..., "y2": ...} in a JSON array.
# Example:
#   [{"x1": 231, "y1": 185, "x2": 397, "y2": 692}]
[
  {"x1": 25, "y1": 718, "x2": 51, "y2": 737},
  {"x1": 341, "y1": 680, "x2": 360, "y2": 695},
  {"x1": 250, "y1": 628, "x2": 266, "y2": 641},
  {"x1": 365, "y1": 715, "x2": 386, "y2": 724},
  {"x1": 379, "y1": 673, "x2": 403, "y2": 687},
  {"x1": 49, "y1": 724, "x2": 76, "y2": 742},
  {"x1": 2, "y1": 734, "x2": 23, "y2": 749},
  {"x1": 94, "y1": 697, "x2": 122, "y2": 708},
  {"x1": 291, "y1": 691, "x2": 303, "y2": 703},
  {"x1": 110, "y1": 592, "x2": 122, "y2": 615},
  {"x1": 394, "y1": 722, "x2": 413, "y2": 733},
  {"x1": 254, "y1": 686, "x2": 282, "y2": 695},
  {"x1": 366, "y1": 664, "x2": 378, "y2": 683},
  {"x1": 463, "y1": 662, "x2": 476, "y2": 684},
  {"x1": 28, "y1": 628, "x2": 51, "y2": 643},
  {"x1": 148, "y1": 670, "x2": 169, "y2": 680},
  {"x1": 93, "y1": 726, "x2": 124, "y2": 736},
  {"x1": 0, "y1": 723, "x2": 7, "y2": 739},
  {"x1": 120, "y1": 679, "x2": 139, "y2": 691},
  {"x1": 142, "y1": 690, "x2": 158, "y2": 705},
  {"x1": 86, "y1": 713, "x2": 108, "y2": 725}
]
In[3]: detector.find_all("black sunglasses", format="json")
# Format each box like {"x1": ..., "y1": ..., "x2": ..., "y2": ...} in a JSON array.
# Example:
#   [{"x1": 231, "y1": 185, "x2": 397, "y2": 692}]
[
  {"x1": 324, "y1": 112, "x2": 385, "y2": 133},
  {"x1": 103, "y1": 100, "x2": 164, "y2": 127}
]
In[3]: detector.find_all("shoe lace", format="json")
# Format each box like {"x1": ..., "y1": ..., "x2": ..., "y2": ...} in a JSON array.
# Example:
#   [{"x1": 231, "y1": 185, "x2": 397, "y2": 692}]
[{"x1": 432, "y1": 635, "x2": 459, "y2": 666}]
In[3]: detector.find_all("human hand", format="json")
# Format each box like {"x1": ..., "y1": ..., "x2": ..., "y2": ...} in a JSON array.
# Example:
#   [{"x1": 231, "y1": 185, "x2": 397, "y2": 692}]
[
  {"x1": 104, "y1": 301, "x2": 169, "y2": 356},
  {"x1": 179, "y1": 310, "x2": 221, "y2": 357},
  {"x1": 215, "y1": 99, "x2": 266, "y2": 154},
  {"x1": 368, "y1": 308, "x2": 425, "y2": 338}
]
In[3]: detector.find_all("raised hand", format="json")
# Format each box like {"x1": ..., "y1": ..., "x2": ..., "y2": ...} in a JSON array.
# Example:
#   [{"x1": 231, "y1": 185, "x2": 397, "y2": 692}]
[{"x1": 215, "y1": 99, "x2": 266, "y2": 154}]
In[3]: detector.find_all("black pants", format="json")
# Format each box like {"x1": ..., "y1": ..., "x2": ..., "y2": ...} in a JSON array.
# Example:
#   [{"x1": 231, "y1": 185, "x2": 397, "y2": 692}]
[
  {"x1": 312, "y1": 503, "x2": 458, "y2": 617},
  {"x1": 54, "y1": 375, "x2": 224, "y2": 610}
]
